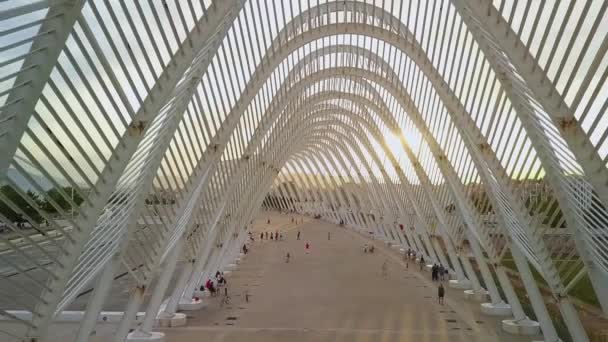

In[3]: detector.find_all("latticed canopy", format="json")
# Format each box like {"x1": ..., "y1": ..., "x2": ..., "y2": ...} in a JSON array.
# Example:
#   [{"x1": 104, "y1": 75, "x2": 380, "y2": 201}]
[{"x1": 1, "y1": 1, "x2": 607, "y2": 341}]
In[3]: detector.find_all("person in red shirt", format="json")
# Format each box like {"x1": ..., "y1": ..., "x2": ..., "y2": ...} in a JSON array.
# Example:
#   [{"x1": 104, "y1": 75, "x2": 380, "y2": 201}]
[{"x1": 205, "y1": 279, "x2": 216, "y2": 296}]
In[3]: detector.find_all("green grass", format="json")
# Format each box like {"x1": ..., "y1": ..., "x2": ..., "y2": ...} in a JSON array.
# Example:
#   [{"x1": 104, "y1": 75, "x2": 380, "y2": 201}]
[{"x1": 501, "y1": 259, "x2": 599, "y2": 307}]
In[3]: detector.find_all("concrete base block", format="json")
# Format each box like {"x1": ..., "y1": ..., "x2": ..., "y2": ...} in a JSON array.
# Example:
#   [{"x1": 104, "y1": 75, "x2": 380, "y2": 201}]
[
  {"x1": 502, "y1": 319, "x2": 541, "y2": 336},
  {"x1": 223, "y1": 270, "x2": 232, "y2": 276},
  {"x1": 178, "y1": 298, "x2": 206, "y2": 311},
  {"x1": 235, "y1": 257, "x2": 242, "y2": 263},
  {"x1": 448, "y1": 279, "x2": 472, "y2": 289},
  {"x1": 464, "y1": 289, "x2": 489, "y2": 301},
  {"x1": 1, "y1": 310, "x2": 146, "y2": 324},
  {"x1": 480, "y1": 302, "x2": 512, "y2": 316},
  {"x1": 226, "y1": 263, "x2": 237, "y2": 270},
  {"x1": 156, "y1": 312, "x2": 187, "y2": 328},
  {"x1": 399, "y1": 248, "x2": 405, "y2": 253},
  {"x1": 391, "y1": 245, "x2": 401, "y2": 250},
  {"x1": 193, "y1": 290, "x2": 208, "y2": 298},
  {"x1": 425, "y1": 264, "x2": 434, "y2": 271},
  {"x1": 126, "y1": 330, "x2": 165, "y2": 342}
]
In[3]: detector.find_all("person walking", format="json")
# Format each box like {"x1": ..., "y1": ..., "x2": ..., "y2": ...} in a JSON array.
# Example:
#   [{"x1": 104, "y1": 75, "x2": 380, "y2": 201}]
[
  {"x1": 285, "y1": 252, "x2": 290, "y2": 263},
  {"x1": 265, "y1": 231, "x2": 268, "y2": 239},
  {"x1": 381, "y1": 259, "x2": 388, "y2": 278},
  {"x1": 305, "y1": 242, "x2": 310, "y2": 254},
  {"x1": 438, "y1": 283, "x2": 445, "y2": 305},
  {"x1": 297, "y1": 231, "x2": 301, "y2": 240},
  {"x1": 420, "y1": 256, "x2": 425, "y2": 271}
]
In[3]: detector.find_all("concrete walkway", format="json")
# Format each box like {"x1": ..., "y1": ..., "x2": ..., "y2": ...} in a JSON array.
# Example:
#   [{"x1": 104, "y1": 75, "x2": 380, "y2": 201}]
[
  {"x1": 1, "y1": 213, "x2": 540, "y2": 341},
  {"x1": 161, "y1": 212, "x2": 538, "y2": 342}
]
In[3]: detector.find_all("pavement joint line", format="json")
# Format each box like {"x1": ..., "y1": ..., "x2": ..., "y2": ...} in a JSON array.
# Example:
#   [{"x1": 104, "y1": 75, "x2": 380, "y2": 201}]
[{"x1": 157, "y1": 325, "x2": 493, "y2": 336}]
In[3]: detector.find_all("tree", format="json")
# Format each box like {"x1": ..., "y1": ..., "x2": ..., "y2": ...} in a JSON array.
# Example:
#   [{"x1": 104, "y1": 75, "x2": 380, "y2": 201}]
[
  {"x1": 0, "y1": 185, "x2": 44, "y2": 223},
  {"x1": 42, "y1": 187, "x2": 84, "y2": 215}
]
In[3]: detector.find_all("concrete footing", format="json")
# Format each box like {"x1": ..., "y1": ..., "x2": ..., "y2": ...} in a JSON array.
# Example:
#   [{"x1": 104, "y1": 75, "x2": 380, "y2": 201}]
[
  {"x1": 178, "y1": 298, "x2": 206, "y2": 311},
  {"x1": 480, "y1": 302, "x2": 512, "y2": 316},
  {"x1": 448, "y1": 279, "x2": 472, "y2": 290},
  {"x1": 502, "y1": 318, "x2": 541, "y2": 335},
  {"x1": 464, "y1": 289, "x2": 489, "y2": 301},
  {"x1": 1, "y1": 310, "x2": 145, "y2": 323},
  {"x1": 226, "y1": 263, "x2": 238, "y2": 270},
  {"x1": 193, "y1": 290, "x2": 207, "y2": 298},
  {"x1": 126, "y1": 330, "x2": 165, "y2": 342},
  {"x1": 156, "y1": 312, "x2": 187, "y2": 328}
]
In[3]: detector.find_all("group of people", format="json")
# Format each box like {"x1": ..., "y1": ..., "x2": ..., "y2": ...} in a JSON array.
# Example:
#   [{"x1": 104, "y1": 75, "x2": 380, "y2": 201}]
[
  {"x1": 284, "y1": 240, "x2": 310, "y2": 262},
  {"x1": 203, "y1": 271, "x2": 228, "y2": 297},
  {"x1": 430, "y1": 263, "x2": 447, "y2": 305},
  {"x1": 431, "y1": 263, "x2": 448, "y2": 282},
  {"x1": 405, "y1": 250, "x2": 446, "y2": 304},
  {"x1": 259, "y1": 231, "x2": 283, "y2": 241},
  {"x1": 363, "y1": 243, "x2": 375, "y2": 253},
  {"x1": 401, "y1": 249, "x2": 414, "y2": 268},
  {"x1": 402, "y1": 249, "x2": 429, "y2": 273}
]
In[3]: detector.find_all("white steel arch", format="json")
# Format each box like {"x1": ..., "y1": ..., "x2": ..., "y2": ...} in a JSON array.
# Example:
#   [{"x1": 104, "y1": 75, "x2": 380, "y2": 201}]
[{"x1": 1, "y1": 1, "x2": 607, "y2": 342}]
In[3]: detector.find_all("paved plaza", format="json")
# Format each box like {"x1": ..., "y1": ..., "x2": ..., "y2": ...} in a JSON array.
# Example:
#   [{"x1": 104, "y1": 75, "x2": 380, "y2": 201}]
[
  {"x1": 0, "y1": 213, "x2": 543, "y2": 342},
  {"x1": 153, "y1": 213, "x2": 538, "y2": 342}
]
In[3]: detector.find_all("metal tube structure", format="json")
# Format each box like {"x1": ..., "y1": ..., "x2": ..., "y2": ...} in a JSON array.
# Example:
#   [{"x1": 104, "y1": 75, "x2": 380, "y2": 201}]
[
  {"x1": 1, "y1": 2, "x2": 606, "y2": 341},
  {"x1": 129, "y1": 239, "x2": 183, "y2": 339},
  {"x1": 75, "y1": 257, "x2": 118, "y2": 342}
]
